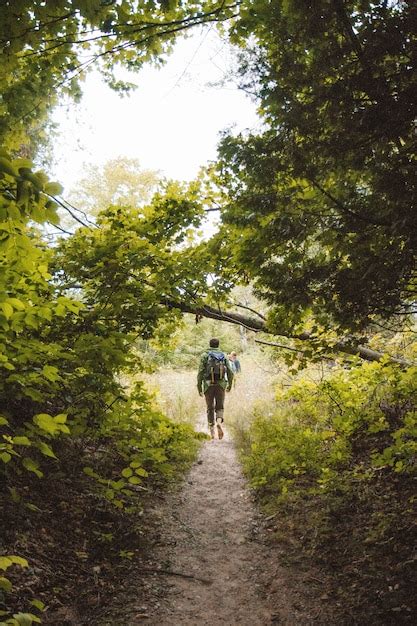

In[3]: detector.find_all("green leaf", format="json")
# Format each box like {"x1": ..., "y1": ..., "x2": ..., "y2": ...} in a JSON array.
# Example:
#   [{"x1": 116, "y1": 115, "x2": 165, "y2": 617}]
[
  {"x1": 33, "y1": 413, "x2": 58, "y2": 434},
  {"x1": 0, "y1": 557, "x2": 13, "y2": 571},
  {"x1": 38, "y1": 306, "x2": 52, "y2": 321},
  {"x1": 7, "y1": 298, "x2": 25, "y2": 311},
  {"x1": 12, "y1": 436, "x2": 31, "y2": 446},
  {"x1": 33, "y1": 413, "x2": 69, "y2": 436},
  {"x1": 0, "y1": 556, "x2": 28, "y2": 571},
  {"x1": 121, "y1": 467, "x2": 133, "y2": 478},
  {"x1": 0, "y1": 302, "x2": 13, "y2": 319},
  {"x1": 12, "y1": 612, "x2": 41, "y2": 625},
  {"x1": 24, "y1": 503, "x2": 42, "y2": 513},
  {"x1": 37, "y1": 442, "x2": 57, "y2": 459},
  {"x1": 22, "y1": 457, "x2": 43, "y2": 478},
  {"x1": 9, "y1": 488, "x2": 20, "y2": 503},
  {"x1": 0, "y1": 157, "x2": 18, "y2": 177},
  {"x1": 29, "y1": 600, "x2": 45, "y2": 612},
  {"x1": 0, "y1": 452, "x2": 11, "y2": 463},
  {"x1": 13, "y1": 158, "x2": 33, "y2": 169},
  {"x1": 55, "y1": 303, "x2": 67, "y2": 316},
  {"x1": 83, "y1": 466, "x2": 99, "y2": 478},
  {"x1": 54, "y1": 414, "x2": 67, "y2": 424},
  {"x1": 110, "y1": 480, "x2": 125, "y2": 490},
  {"x1": 128, "y1": 476, "x2": 142, "y2": 485},
  {"x1": 9, "y1": 556, "x2": 28, "y2": 568},
  {"x1": 44, "y1": 182, "x2": 64, "y2": 195},
  {"x1": 0, "y1": 416, "x2": 9, "y2": 426},
  {"x1": 41, "y1": 365, "x2": 59, "y2": 382},
  {"x1": 0, "y1": 576, "x2": 12, "y2": 591}
]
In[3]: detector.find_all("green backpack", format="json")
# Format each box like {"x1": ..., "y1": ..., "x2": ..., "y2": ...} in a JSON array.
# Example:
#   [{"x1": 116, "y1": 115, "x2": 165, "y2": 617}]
[{"x1": 205, "y1": 351, "x2": 227, "y2": 383}]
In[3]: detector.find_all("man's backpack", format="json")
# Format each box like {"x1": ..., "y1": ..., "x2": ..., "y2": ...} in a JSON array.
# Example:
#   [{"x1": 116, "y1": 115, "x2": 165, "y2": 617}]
[{"x1": 205, "y1": 351, "x2": 227, "y2": 384}]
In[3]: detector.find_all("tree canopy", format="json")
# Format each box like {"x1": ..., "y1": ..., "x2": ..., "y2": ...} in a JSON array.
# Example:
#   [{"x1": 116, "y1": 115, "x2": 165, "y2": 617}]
[
  {"x1": 0, "y1": 0, "x2": 239, "y2": 153},
  {"x1": 211, "y1": 0, "x2": 416, "y2": 334},
  {"x1": 67, "y1": 156, "x2": 160, "y2": 217}
]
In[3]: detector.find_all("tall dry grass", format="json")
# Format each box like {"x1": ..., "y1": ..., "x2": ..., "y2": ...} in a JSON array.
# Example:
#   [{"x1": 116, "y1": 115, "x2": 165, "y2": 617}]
[
  {"x1": 129, "y1": 348, "x2": 334, "y2": 442},
  {"x1": 224, "y1": 354, "x2": 277, "y2": 436},
  {"x1": 143, "y1": 368, "x2": 203, "y2": 428},
  {"x1": 142, "y1": 353, "x2": 281, "y2": 438}
]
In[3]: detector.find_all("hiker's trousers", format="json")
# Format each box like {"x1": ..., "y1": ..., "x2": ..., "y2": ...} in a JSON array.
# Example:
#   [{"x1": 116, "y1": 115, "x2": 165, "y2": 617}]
[{"x1": 204, "y1": 384, "x2": 225, "y2": 426}]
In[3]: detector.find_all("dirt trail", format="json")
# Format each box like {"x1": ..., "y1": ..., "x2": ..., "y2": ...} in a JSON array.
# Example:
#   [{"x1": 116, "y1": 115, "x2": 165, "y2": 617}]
[{"x1": 141, "y1": 426, "x2": 320, "y2": 626}]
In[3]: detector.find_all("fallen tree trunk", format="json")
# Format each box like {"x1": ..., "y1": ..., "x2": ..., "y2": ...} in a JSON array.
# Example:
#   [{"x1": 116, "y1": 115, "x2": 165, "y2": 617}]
[
  {"x1": 164, "y1": 299, "x2": 410, "y2": 366},
  {"x1": 163, "y1": 299, "x2": 266, "y2": 331}
]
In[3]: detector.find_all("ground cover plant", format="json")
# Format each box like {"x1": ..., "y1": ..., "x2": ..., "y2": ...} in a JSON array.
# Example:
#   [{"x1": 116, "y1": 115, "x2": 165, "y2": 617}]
[{"x1": 237, "y1": 359, "x2": 417, "y2": 623}]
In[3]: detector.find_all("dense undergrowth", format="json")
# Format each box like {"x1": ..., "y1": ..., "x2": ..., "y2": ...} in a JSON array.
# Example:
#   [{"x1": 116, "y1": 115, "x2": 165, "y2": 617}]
[
  {"x1": 0, "y1": 152, "x2": 203, "y2": 625},
  {"x1": 1, "y1": 393, "x2": 201, "y2": 624},
  {"x1": 237, "y1": 360, "x2": 417, "y2": 624},
  {"x1": 1, "y1": 394, "x2": 201, "y2": 624}
]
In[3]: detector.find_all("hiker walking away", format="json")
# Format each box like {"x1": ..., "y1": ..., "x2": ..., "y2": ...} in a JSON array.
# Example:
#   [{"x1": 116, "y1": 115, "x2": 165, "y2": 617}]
[
  {"x1": 197, "y1": 338, "x2": 233, "y2": 439},
  {"x1": 228, "y1": 352, "x2": 241, "y2": 374},
  {"x1": 233, "y1": 352, "x2": 241, "y2": 373},
  {"x1": 228, "y1": 351, "x2": 241, "y2": 386}
]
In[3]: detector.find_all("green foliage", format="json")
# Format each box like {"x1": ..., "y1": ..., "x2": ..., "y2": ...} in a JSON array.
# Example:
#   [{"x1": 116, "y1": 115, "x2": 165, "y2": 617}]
[
  {"x1": 241, "y1": 361, "x2": 417, "y2": 499},
  {"x1": 0, "y1": 557, "x2": 39, "y2": 625},
  {"x1": 0, "y1": 165, "x2": 206, "y2": 461},
  {"x1": 0, "y1": 0, "x2": 238, "y2": 154},
  {"x1": 54, "y1": 180, "x2": 226, "y2": 345},
  {"x1": 140, "y1": 311, "x2": 246, "y2": 370},
  {"x1": 81, "y1": 381, "x2": 199, "y2": 509},
  {"x1": 238, "y1": 358, "x2": 417, "y2": 623},
  {"x1": 67, "y1": 157, "x2": 160, "y2": 220},
  {"x1": 1, "y1": 1, "x2": 416, "y2": 620},
  {"x1": 0, "y1": 152, "x2": 205, "y2": 618},
  {"x1": 0, "y1": 150, "x2": 81, "y2": 475},
  {"x1": 213, "y1": 0, "x2": 417, "y2": 332}
]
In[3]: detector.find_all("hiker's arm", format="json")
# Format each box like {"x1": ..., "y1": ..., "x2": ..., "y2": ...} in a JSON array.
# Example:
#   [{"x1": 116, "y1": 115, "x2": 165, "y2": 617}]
[{"x1": 197, "y1": 354, "x2": 206, "y2": 394}]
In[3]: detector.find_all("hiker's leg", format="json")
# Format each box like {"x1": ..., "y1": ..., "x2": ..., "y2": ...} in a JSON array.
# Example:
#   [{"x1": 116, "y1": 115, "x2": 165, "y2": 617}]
[
  {"x1": 204, "y1": 387, "x2": 215, "y2": 435},
  {"x1": 214, "y1": 386, "x2": 225, "y2": 439},
  {"x1": 213, "y1": 386, "x2": 225, "y2": 422}
]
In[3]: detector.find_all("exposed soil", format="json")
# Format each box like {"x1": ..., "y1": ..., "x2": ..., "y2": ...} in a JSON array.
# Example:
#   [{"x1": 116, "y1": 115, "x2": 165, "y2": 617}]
[{"x1": 98, "y1": 424, "x2": 335, "y2": 625}]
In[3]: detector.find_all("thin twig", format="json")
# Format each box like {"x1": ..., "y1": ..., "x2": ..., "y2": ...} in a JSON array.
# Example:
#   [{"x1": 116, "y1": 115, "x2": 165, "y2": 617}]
[
  {"x1": 255, "y1": 338, "x2": 304, "y2": 353},
  {"x1": 139, "y1": 567, "x2": 212, "y2": 585},
  {"x1": 235, "y1": 302, "x2": 267, "y2": 321}
]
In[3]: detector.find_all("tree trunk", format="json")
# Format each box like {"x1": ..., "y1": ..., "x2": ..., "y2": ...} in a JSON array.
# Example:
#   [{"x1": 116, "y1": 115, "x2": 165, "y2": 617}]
[{"x1": 163, "y1": 299, "x2": 410, "y2": 366}]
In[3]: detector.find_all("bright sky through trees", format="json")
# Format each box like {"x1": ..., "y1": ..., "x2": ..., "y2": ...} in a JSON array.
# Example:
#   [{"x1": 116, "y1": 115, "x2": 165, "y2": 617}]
[{"x1": 52, "y1": 28, "x2": 260, "y2": 190}]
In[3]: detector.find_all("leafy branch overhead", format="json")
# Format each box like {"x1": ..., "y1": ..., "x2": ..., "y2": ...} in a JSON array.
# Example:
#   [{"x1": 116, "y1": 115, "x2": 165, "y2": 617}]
[{"x1": 0, "y1": 0, "x2": 240, "y2": 153}]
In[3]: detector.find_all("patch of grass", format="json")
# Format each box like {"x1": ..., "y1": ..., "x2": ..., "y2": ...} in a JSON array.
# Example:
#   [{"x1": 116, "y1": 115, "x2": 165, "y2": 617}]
[
  {"x1": 143, "y1": 369, "x2": 202, "y2": 428},
  {"x1": 225, "y1": 354, "x2": 278, "y2": 434}
]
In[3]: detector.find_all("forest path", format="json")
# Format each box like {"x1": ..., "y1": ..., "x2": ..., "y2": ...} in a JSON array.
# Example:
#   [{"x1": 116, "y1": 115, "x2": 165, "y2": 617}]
[{"x1": 139, "y1": 425, "x2": 320, "y2": 626}]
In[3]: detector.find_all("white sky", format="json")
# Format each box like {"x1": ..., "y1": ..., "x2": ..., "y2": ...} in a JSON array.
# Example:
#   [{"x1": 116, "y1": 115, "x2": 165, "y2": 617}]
[{"x1": 52, "y1": 28, "x2": 260, "y2": 192}]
